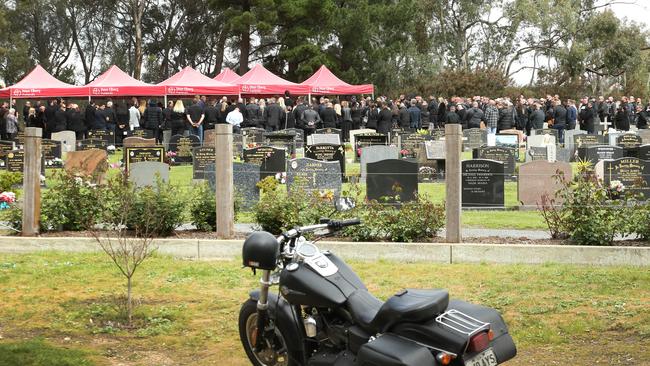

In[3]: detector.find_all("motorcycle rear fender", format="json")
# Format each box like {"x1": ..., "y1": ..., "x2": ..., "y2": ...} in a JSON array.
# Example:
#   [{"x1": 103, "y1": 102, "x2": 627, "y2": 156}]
[{"x1": 249, "y1": 290, "x2": 307, "y2": 364}]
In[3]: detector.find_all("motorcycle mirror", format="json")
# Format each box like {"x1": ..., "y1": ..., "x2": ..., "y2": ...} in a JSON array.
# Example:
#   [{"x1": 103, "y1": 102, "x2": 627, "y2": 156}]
[{"x1": 335, "y1": 197, "x2": 356, "y2": 212}]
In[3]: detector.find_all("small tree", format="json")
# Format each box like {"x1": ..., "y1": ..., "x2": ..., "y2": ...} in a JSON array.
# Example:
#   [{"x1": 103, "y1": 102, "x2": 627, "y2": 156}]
[{"x1": 88, "y1": 175, "x2": 161, "y2": 325}]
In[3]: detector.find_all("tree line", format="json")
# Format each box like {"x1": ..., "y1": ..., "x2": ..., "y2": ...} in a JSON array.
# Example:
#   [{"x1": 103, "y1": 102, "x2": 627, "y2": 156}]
[{"x1": 0, "y1": 0, "x2": 648, "y2": 97}]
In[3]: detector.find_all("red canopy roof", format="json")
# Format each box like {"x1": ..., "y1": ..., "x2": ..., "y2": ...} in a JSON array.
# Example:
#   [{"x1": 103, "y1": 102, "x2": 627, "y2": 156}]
[
  {"x1": 0, "y1": 65, "x2": 86, "y2": 99},
  {"x1": 159, "y1": 66, "x2": 239, "y2": 95},
  {"x1": 85, "y1": 65, "x2": 165, "y2": 97},
  {"x1": 213, "y1": 68, "x2": 241, "y2": 84},
  {"x1": 301, "y1": 65, "x2": 374, "y2": 95},
  {"x1": 236, "y1": 64, "x2": 309, "y2": 95}
]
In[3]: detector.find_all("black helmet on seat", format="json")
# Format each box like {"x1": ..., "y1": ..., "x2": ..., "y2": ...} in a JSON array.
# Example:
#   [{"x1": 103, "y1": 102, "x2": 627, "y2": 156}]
[{"x1": 242, "y1": 231, "x2": 279, "y2": 270}]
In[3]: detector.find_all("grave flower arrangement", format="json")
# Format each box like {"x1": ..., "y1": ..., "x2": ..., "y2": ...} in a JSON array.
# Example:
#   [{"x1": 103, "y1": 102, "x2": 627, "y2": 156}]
[
  {"x1": 0, "y1": 191, "x2": 16, "y2": 210},
  {"x1": 165, "y1": 151, "x2": 177, "y2": 164},
  {"x1": 608, "y1": 180, "x2": 625, "y2": 199},
  {"x1": 45, "y1": 158, "x2": 64, "y2": 168},
  {"x1": 107, "y1": 145, "x2": 116, "y2": 153},
  {"x1": 400, "y1": 148, "x2": 410, "y2": 157},
  {"x1": 274, "y1": 172, "x2": 287, "y2": 184}
]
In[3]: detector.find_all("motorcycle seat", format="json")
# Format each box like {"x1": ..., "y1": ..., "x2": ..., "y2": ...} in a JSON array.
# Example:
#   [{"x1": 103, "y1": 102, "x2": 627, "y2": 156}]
[{"x1": 347, "y1": 289, "x2": 449, "y2": 333}]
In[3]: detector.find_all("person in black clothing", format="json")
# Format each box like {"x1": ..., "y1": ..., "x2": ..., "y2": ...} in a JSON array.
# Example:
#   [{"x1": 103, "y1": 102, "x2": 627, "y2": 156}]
[
  {"x1": 170, "y1": 100, "x2": 187, "y2": 137},
  {"x1": 114, "y1": 102, "x2": 130, "y2": 144},
  {"x1": 285, "y1": 105, "x2": 296, "y2": 129},
  {"x1": 142, "y1": 100, "x2": 164, "y2": 141},
  {"x1": 366, "y1": 102, "x2": 379, "y2": 130},
  {"x1": 445, "y1": 105, "x2": 460, "y2": 125},
  {"x1": 22, "y1": 101, "x2": 31, "y2": 123},
  {"x1": 104, "y1": 101, "x2": 117, "y2": 133},
  {"x1": 320, "y1": 102, "x2": 338, "y2": 129},
  {"x1": 186, "y1": 97, "x2": 205, "y2": 142},
  {"x1": 437, "y1": 99, "x2": 447, "y2": 127},
  {"x1": 53, "y1": 102, "x2": 68, "y2": 133},
  {"x1": 376, "y1": 102, "x2": 393, "y2": 134},
  {"x1": 203, "y1": 100, "x2": 220, "y2": 130},
  {"x1": 84, "y1": 102, "x2": 97, "y2": 137},
  {"x1": 398, "y1": 102, "x2": 410, "y2": 128},
  {"x1": 44, "y1": 99, "x2": 58, "y2": 139},
  {"x1": 636, "y1": 105, "x2": 649, "y2": 129},
  {"x1": 428, "y1": 96, "x2": 438, "y2": 129},
  {"x1": 292, "y1": 99, "x2": 308, "y2": 129},
  {"x1": 350, "y1": 102, "x2": 362, "y2": 130},
  {"x1": 162, "y1": 101, "x2": 173, "y2": 132},
  {"x1": 264, "y1": 98, "x2": 284, "y2": 131},
  {"x1": 67, "y1": 104, "x2": 86, "y2": 140},
  {"x1": 552, "y1": 100, "x2": 567, "y2": 143},
  {"x1": 615, "y1": 105, "x2": 630, "y2": 131},
  {"x1": 283, "y1": 90, "x2": 294, "y2": 108},
  {"x1": 579, "y1": 102, "x2": 595, "y2": 134}
]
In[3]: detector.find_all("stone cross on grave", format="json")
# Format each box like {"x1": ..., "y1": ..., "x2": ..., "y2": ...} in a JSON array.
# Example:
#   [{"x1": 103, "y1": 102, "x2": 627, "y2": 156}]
[{"x1": 608, "y1": 164, "x2": 615, "y2": 182}]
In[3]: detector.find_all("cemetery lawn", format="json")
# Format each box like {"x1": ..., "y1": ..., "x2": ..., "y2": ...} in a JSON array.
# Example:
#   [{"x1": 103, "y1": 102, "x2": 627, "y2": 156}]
[{"x1": 0, "y1": 252, "x2": 648, "y2": 366}]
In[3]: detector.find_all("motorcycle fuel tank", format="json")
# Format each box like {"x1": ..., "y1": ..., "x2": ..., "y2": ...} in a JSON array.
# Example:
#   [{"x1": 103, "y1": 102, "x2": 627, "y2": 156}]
[{"x1": 280, "y1": 253, "x2": 366, "y2": 307}]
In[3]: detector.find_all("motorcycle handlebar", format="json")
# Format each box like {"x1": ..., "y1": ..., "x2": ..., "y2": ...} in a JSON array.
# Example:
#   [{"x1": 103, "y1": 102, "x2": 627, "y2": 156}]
[{"x1": 278, "y1": 218, "x2": 362, "y2": 243}]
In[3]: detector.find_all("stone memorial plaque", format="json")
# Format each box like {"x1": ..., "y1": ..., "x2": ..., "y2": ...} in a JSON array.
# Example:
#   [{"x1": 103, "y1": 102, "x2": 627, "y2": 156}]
[
  {"x1": 565, "y1": 130, "x2": 587, "y2": 151},
  {"x1": 64, "y1": 149, "x2": 108, "y2": 182},
  {"x1": 77, "y1": 139, "x2": 108, "y2": 151},
  {"x1": 430, "y1": 128, "x2": 445, "y2": 140},
  {"x1": 241, "y1": 127, "x2": 266, "y2": 144},
  {"x1": 604, "y1": 157, "x2": 650, "y2": 198},
  {"x1": 13, "y1": 131, "x2": 25, "y2": 149},
  {"x1": 232, "y1": 162, "x2": 261, "y2": 208},
  {"x1": 315, "y1": 128, "x2": 341, "y2": 135},
  {"x1": 169, "y1": 134, "x2": 200, "y2": 163},
  {"x1": 203, "y1": 129, "x2": 216, "y2": 147},
  {"x1": 366, "y1": 159, "x2": 418, "y2": 203},
  {"x1": 400, "y1": 133, "x2": 429, "y2": 158},
  {"x1": 287, "y1": 158, "x2": 342, "y2": 195},
  {"x1": 495, "y1": 134, "x2": 519, "y2": 159},
  {"x1": 462, "y1": 159, "x2": 504, "y2": 208},
  {"x1": 129, "y1": 128, "x2": 155, "y2": 139},
  {"x1": 4, "y1": 150, "x2": 24, "y2": 172},
  {"x1": 531, "y1": 129, "x2": 559, "y2": 141},
  {"x1": 266, "y1": 132, "x2": 296, "y2": 155},
  {"x1": 129, "y1": 162, "x2": 169, "y2": 187},
  {"x1": 617, "y1": 134, "x2": 642, "y2": 157},
  {"x1": 125, "y1": 147, "x2": 164, "y2": 172},
  {"x1": 233, "y1": 133, "x2": 244, "y2": 159},
  {"x1": 283, "y1": 128, "x2": 305, "y2": 149},
  {"x1": 639, "y1": 144, "x2": 650, "y2": 161},
  {"x1": 424, "y1": 140, "x2": 445, "y2": 160},
  {"x1": 476, "y1": 146, "x2": 516, "y2": 179},
  {"x1": 0, "y1": 141, "x2": 14, "y2": 160},
  {"x1": 308, "y1": 133, "x2": 341, "y2": 146},
  {"x1": 574, "y1": 134, "x2": 604, "y2": 160},
  {"x1": 583, "y1": 145, "x2": 623, "y2": 164},
  {"x1": 518, "y1": 161, "x2": 572, "y2": 207},
  {"x1": 50, "y1": 131, "x2": 76, "y2": 153},
  {"x1": 360, "y1": 145, "x2": 400, "y2": 182},
  {"x1": 527, "y1": 134, "x2": 556, "y2": 149},
  {"x1": 349, "y1": 129, "x2": 376, "y2": 151},
  {"x1": 525, "y1": 147, "x2": 548, "y2": 162},
  {"x1": 463, "y1": 128, "x2": 487, "y2": 151},
  {"x1": 305, "y1": 144, "x2": 345, "y2": 177},
  {"x1": 243, "y1": 146, "x2": 287, "y2": 181},
  {"x1": 192, "y1": 146, "x2": 215, "y2": 180},
  {"x1": 87, "y1": 129, "x2": 115, "y2": 145},
  {"x1": 42, "y1": 139, "x2": 63, "y2": 168},
  {"x1": 608, "y1": 132, "x2": 623, "y2": 146},
  {"x1": 354, "y1": 133, "x2": 388, "y2": 161},
  {"x1": 123, "y1": 136, "x2": 156, "y2": 149}
]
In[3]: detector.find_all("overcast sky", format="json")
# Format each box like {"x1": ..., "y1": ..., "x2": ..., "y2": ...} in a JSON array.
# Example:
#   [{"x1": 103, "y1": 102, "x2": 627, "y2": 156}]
[{"x1": 512, "y1": 0, "x2": 649, "y2": 84}]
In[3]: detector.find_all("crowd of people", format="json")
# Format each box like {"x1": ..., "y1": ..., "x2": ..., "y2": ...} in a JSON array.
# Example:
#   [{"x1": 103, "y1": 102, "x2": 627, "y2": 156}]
[{"x1": 1, "y1": 91, "x2": 648, "y2": 145}]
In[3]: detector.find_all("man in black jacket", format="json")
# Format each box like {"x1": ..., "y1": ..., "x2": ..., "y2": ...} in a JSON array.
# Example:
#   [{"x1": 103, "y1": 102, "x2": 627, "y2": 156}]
[
  {"x1": 552, "y1": 100, "x2": 567, "y2": 143},
  {"x1": 245, "y1": 98, "x2": 260, "y2": 127},
  {"x1": 142, "y1": 101, "x2": 163, "y2": 142},
  {"x1": 398, "y1": 102, "x2": 410, "y2": 128},
  {"x1": 320, "y1": 102, "x2": 338, "y2": 129},
  {"x1": 84, "y1": 102, "x2": 97, "y2": 138},
  {"x1": 445, "y1": 105, "x2": 460, "y2": 125},
  {"x1": 53, "y1": 102, "x2": 68, "y2": 133},
  {"x1": 264, "y1": 98, "x2": 284, "y2": 131},
  {"x1": 203, "y1": 100, "x2": 220, "y2": 130}
]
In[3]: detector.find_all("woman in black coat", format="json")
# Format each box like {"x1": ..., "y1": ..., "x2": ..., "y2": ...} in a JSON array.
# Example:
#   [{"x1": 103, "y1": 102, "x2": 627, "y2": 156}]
[
  {"x1": 376, "y1": 103, "x2": 393, "y2": 134},
  {"x1": 615, "y1": 106, "x2": 629, "y2": 131},
  {"x1": 636, "y1": 106, "x2": 649, "y2": 129},
  {"x1": 366, "y1": 103, "x2": 379, "y2": 130},
  {"x1": 350, "y1": 102, "x2": 362, "y2": 130},
  {"x1": 67, "y1": 105, "x2": 86, "y2": 140},
  {"x1": 115, "y1": 102, "x2": 130, "y2": 144}
]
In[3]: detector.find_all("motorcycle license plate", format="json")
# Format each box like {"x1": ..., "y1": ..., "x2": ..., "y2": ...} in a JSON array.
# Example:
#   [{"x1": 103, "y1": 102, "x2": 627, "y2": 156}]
[{"x1": 465, "y1": 348, "x2": 498, "y2": 366}]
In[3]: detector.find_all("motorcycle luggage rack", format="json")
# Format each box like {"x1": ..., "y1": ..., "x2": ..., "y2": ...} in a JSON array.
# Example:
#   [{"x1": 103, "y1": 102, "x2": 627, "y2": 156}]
[{"x1": 435, "y1": 309, "x2": 490, "y2": 337}]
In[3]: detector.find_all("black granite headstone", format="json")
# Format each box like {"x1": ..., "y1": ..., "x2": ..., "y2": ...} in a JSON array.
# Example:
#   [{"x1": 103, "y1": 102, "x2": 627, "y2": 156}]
[
  {"x1": 366, "y1": 159, "x2": 418, "y2": 203},
  {"x1": 639, "y1": 144, "x2": 650, "y2": 161},
  {"x1": 128, "y1": 128, "x2": 155, "y2": 139},
  {"x1": 616, "y1": 134, "x2": 642, "y2": 157},
  {"x1": 42, "y1": 139, "x2": 63, "y2": 168},
  {"x1": 243, "y1": 146, "x2": 287, "y2": 181},
  {"x1": 76, "y1": 139, "x2": 108, "y2": 151},
  {"x1": 125, "y1": 147, "x2": 165, "y2": 172},
  {"x1": 87, "y1": 129, "x2": 116, "y2": 145},
  {"x1": 287, "y1": 158, "x2": 342, "y2": 196},
  {"x1": 304, "y1": 144, "x2": 345, "y2": 177},
  {"x1": 463, "y1": 128, "x2": 488, "y2": 151},
  {"x1": 169, "y1": 134, "x2": 200, "y2": 163},
  {"x1": 400, "y1": 133, "x2": 430, "y2": 158},
  {"x1": 462, "y1": 159, "x2": 505, "y2": 208},
  {"x1": 584, "y1": 145, "x2": 623, "y2": 164},
  {"x1": 354, "y1": 133, "x2": 388, "y2": 161},
  {"x1": 192, "y1": 146, "x2": 215, "y2": 180},
  {"x1": 265, "y1": 132, "x2": 296, "y2": 156},
  {"x1": 603, "y1": 157, "x2": 650, "y2": 198},
  {"x1": 475, "y1": 146, "x2": 516, "y2": 179}
]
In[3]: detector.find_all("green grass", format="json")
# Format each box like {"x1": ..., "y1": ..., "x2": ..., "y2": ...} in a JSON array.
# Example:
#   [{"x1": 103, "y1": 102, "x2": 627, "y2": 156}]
[
  {"x1": 0, "y1": 339, "x2": 94, "y2": 366},
  {"x1": 0, "y1": 252, "x2": 648, "y2": 365}
]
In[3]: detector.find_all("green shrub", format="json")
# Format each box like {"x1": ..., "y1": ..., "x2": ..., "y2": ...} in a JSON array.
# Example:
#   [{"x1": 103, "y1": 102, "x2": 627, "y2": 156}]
[
  {"x1": 125, "y1": 179, "x2": 185, "y2": 237},
  {"x1": 189, "y1": 182, "x2": 243, "y2": 232},
  {"x1": 343, "y1": 196, "x2": 445, "y2": 242},
  {"x1": 254, "y1": 177, "x2": 332, "y2": 234},
  {"x1": 0, "y1": 171, "x2": 22, "y2": 192},
  {"x1": 41, "y1": 171, "x2": 104, "y2": 231}
]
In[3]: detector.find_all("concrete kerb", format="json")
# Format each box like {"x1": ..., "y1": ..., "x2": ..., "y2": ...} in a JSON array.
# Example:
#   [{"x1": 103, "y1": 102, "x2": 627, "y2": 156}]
[{"x1": 0, "y1": 236, "x2": 648, "y2": 266}]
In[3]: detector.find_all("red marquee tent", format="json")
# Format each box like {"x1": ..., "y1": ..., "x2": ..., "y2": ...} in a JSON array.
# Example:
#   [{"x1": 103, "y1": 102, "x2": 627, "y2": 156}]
[
  {"x1": 301, "y1": 65, "x2": 374, "y2": 95},
  {"x1": 236, "y1": 64, "x2": 309, "y2": 95},
  {"x1": 85, "y1": 65, "x2": 165, "y2": 97},
  {"x1": 159, "y1": 66, "x2": 239, "y2": 96},
  {"x1": 0, "y1": 65, "x2": 86, "y2": 99},
  {"x1": 213, "y1": 68, "x2": 241, "y2": 84}
]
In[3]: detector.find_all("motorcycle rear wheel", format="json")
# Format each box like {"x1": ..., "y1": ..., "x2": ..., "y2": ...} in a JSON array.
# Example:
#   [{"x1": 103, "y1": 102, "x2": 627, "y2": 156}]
[{"x1": 238, "y1": 299, "x2": 301, "y2": 366}]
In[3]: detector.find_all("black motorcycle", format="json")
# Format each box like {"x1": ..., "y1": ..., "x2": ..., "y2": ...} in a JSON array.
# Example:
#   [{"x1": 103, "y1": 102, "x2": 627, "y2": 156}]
[{"x1": 238, "y1": 219, "x2": 517, "y2": 366}]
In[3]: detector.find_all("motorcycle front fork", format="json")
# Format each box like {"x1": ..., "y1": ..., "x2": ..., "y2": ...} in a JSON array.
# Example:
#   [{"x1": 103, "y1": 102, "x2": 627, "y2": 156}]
[{"x1": 255, "y1": 269, "x2": 272, "y2": 351}]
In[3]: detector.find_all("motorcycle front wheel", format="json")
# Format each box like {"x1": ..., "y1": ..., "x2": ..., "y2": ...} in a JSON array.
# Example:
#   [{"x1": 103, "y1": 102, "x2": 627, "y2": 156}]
[{"x1": 238, "y1": 299, "x2": 301, "y2": 366}]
